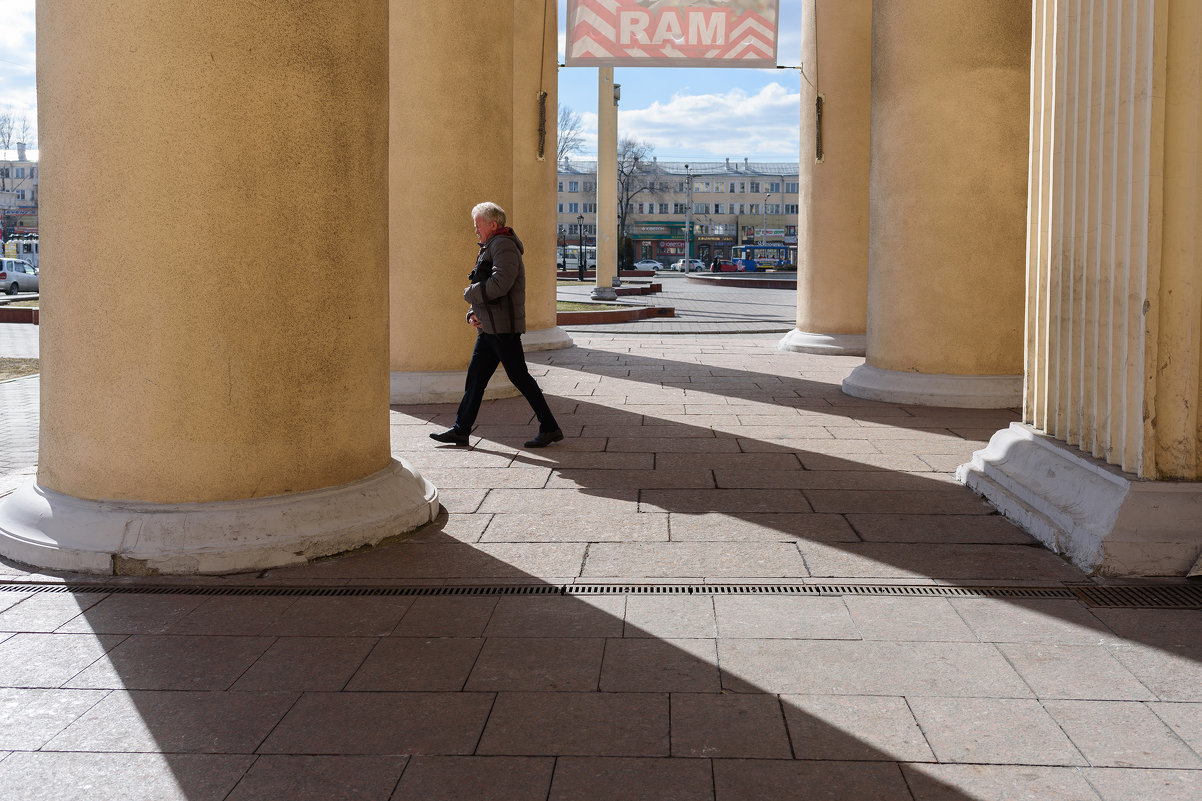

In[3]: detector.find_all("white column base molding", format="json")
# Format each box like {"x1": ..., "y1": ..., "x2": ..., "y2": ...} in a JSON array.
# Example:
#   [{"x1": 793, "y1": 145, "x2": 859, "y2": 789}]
[
  {"x1": 0, "y1": 459, "x2": 438, "y2": 576},
  {"x1": 958, "y1": 423, "x2": 1202, "y2": 576},
  {"x1": 590, "y1": 287, "x2": 619, "y2": 301},
  {"x1": 778, "y1": 329, "x2": 866, "y2": 356},
  {"x1": 390, "y1": 369, "x2": 518, "y2": 405},
  {"x1": 522, "y1": 326, "x2": 575, "y2": 352},
  {"x1": 842, "y1": 364, "x2": 1022, "y2": 408}
]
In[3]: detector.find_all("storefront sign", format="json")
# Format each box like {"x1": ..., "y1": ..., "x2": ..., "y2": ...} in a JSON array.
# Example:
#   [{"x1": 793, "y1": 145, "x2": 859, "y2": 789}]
[{"x1": 566, "y1": 0, "x2": 779, "y2": 69}]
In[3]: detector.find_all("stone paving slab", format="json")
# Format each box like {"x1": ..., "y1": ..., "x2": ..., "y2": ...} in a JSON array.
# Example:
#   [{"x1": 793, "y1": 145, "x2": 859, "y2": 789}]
[{"x1": 2, "y1": 331, "x2": 1201, "y2": 798}]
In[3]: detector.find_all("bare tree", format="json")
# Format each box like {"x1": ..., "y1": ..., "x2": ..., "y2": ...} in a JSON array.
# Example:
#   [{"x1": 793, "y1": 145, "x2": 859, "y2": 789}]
[
  {"x1": 557, "y1": 106, "x2": 585, "y2": 164},
  {"x1": 0, "y1": 109, "x2": 33, "y2": 192},
  {"x1": 616, "y1": 137, "x2": 657, "y2": 269}
]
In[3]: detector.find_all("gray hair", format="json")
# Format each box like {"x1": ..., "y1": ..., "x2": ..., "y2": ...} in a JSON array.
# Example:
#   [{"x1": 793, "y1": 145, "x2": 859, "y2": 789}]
[{"x1": 471, "y1": 202, "x2": 507, "y2": 227}]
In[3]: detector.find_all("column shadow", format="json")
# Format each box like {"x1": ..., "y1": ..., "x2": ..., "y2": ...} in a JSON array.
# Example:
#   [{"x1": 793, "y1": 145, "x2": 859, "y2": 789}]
[{"x1": 0, "y1": 341, "x2": 1196, "y2": 799}]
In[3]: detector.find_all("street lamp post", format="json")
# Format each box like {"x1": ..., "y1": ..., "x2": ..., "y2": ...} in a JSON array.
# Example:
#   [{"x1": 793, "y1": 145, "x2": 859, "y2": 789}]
[
  {"x1": 684, "y1": 164, "x2": 693, "y2": 271},
  {"x1": 761, "y1": 192, "x2": 770, "y2": 246},
  {"x1": 576, "y1": 214, "x2": 585, "y2": 281}
]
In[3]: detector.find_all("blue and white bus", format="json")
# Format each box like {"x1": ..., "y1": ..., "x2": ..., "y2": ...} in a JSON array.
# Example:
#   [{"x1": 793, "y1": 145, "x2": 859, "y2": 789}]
[{"x1": 731, "y1": 244, "x2": 791, "y2": 272}]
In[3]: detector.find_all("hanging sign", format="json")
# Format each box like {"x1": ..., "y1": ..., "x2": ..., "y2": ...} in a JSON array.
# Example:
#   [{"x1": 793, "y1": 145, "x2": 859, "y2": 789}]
[{"x1": 565, "y1": 0, "x2": 779, "y2": 69}]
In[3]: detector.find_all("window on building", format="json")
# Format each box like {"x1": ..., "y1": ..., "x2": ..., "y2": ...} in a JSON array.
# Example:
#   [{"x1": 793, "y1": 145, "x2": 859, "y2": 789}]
[
  {"x1": 738, "y1": 204, "x2": 745, "y2": 214},
  {"x1": 749, "y1": 181, "x2": 760, "y2": 192},
  {"x1": 584, "y1": 181, "x2": 596, "y2": 192},
  {"x1": 768, "y1": 204, "x2": 782, "y2": 214},
  {"x1": 659, "y1": 203, "x2": 668, "y2": 214},
  {"x1": 16, "y1": 190, "x2": 25, "y2": 200},
  {"x1": 786, "y1": 226, "x2": 797, "y2": 236},
  {"x1": 15, "y1": 168, "x2": 25, "y2": 179},
  {"x1": 673, "y1": 203, "x2": 688, "y2": 214},
  {"x1": 728, "y1": 182, "x2": 736, "y2": 193},
  {"x1": 750, "y1": 204, "x2": 760, "y2": 214},
  {"x1": 583, "y1": 203, "x2": 597, "y2": 213},
  {"x1": 568, "y1": 181, "x2": 579, "y2": 192},
  {"x1": 558, "y1": 181, "x2": 564, "y2": 192},
  {"x1": 568, "y1": 202, "x2": 579, "y2": 213},
  {"x1": 785, "y1": 182, "x2": 799, "y2": 193},
  {"x1": 694, "y1": 203, "x2": 707, "y2": 214},
  {"x1": 785, "y1": 204, "x2": 799, "y2": 214},
  {"x1": 558, "y1": 203, "x2": 564, "y2": 213},
  {"x1": 769, "y1": 182, "x2": 781, "y2": 193},
  {"x1": 714, "y1": 203, "x2": 725, "y2": 214},
  {"x1": 738, "y1": 182, "x2": 745, "y2": 193}
]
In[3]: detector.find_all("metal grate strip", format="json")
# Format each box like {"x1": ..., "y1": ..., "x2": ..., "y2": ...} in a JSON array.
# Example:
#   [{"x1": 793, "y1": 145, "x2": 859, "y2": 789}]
[
  {"x1": 1069, "y1": 583, "x2": 1202, "y2": 609},
  {"x1": 1, "y1": 580, "x2": 1198, "y2": 607}
]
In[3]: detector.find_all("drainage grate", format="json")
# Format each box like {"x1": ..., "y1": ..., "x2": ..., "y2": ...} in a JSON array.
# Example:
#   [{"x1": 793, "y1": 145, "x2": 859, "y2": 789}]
[
  {"x1": 0, "y1": 580, "x2": 1198, "y2": 607},
  {"x1": 1068, "y1": 583, "x2": 1202, "y2": 609}
]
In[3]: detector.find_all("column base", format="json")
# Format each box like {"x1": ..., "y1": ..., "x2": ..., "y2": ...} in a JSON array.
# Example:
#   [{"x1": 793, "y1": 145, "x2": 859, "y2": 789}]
[
  {"x1": 522, "y1": 326, "x2": 575, "y2": 352},
  {"x1": 391, "y1": 370, "x2": 518, "y2": 405},
  {"x1": 778, "y1": 329, "x2": 866, "y2": 356},
  {"x1": 590, "y1": 287, "x2": 619, "y2": 301},
  {"x1": 0, "y1": 459, "x2": 438, "y2": 576},
  {"x1": 957, "y1": 423, "x2": 1202, "y2": 576},
  {"x1": 842, "y1": 364, "x2": 1021, "y2": 408}
]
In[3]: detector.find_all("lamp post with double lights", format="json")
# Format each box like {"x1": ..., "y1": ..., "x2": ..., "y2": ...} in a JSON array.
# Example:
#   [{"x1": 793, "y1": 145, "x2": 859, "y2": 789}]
[
  {"x1": 684, "y1": 164, "x2": 693, "y2": 271},
  {"x1": 761, "y1": 192, "x2": 770, "y2": 246},
  {"x1": 576, "y1": 213, "x2": 585, "y2": 281}
]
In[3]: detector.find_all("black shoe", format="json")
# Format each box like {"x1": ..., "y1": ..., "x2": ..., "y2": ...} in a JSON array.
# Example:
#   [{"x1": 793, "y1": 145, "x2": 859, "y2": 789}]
[
  {"x1": 430, "y1": 428, "x2": 469, "y2": 446},
  {"x1": 524, "y1": 428, "x2": 564, "y2": 448}
]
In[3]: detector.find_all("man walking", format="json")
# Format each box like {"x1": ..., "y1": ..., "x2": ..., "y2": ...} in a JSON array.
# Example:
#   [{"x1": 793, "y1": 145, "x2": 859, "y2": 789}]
[{"x1": 430, "y1": 202, "x2": 564, "y2": 448}]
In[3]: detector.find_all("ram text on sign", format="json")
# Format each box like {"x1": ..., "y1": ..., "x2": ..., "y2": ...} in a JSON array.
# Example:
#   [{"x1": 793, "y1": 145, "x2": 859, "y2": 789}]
[{"x1": 566, "y1": 0, "x2": 779, "y2": 69}]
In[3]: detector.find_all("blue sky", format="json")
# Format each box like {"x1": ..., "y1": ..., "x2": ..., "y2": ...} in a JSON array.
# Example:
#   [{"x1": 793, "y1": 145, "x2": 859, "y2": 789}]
[
  {"x1": 0, "y1": 0, "x2": 37, "y2": 146},
  {"x1": 0, "y1": 1, "x2": 802, "y2": 161},
  {"x1": 556, "y1": 0, "x2": 802, "y2": 162}
]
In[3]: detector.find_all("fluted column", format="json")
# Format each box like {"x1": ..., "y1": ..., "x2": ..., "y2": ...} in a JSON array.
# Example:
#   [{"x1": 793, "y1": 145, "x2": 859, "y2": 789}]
[
  {"x1": 0, "y1": 0, "x2": 437, "y2": 574},
  {"x1": 960, "y1": 0, "x2": 1202, "y2": 576},
  {"x1": 841, "y1": 0, "x2": 1031, "y2": 406},
  {"x1": 389, "y1": 0, "x2": 569, "y2": 404},
  {"x1": 780, "y1": 0, "x2": 871, "y2": 356}
]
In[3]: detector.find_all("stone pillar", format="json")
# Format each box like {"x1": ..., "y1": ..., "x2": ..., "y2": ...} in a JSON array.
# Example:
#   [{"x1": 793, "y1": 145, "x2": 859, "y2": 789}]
[
  {"x1": 592, "y1": 67, "x2": 619, "y2": 301},
  {"x1": 389, "y1": 0, "x2": 569, "y2": 404},
  {"x1": 841, "y1": 0, "x2": 1031, "y2": 406},
  {"x1": 0, "y1": 0, "x2": 437, "y2": 574},
  {"x1": 780, "y1": 0, "x2": 871, "y2": 356},
  {"x1": 960, "y1": 0, "x2": 1202, "y2": 576},
  {"x1": 514, "y1": 0, "x2": 569, "y2": 348}
]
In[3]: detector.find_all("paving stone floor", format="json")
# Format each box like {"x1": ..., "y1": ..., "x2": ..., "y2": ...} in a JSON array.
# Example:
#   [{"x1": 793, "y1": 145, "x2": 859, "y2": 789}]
[{"x1": 0, "y1": 333, "x2": 1199, "y2": 800}]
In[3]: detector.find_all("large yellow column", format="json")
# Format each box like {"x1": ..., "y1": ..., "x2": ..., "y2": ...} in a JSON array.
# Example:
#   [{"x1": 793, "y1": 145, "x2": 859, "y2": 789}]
[
  {"x1": 780, "y1": 0, "x2": 871, "y2": 356},
  {"x1": 960, "y1": 0, "x2": 1202, "y2": 576},
  {"x1": 389, "y1": 0, "x2": 569, "y2": 404},
  {"x1": 0, "y1": 0, "x2": 437, "y2": 574},
  {"x1": 841, "y1": 0, "x2": 1031, "y2": 406}
]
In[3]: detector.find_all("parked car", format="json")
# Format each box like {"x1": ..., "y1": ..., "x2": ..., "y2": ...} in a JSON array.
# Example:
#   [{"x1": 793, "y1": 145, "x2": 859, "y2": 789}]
[
  {"x1": 0, "y1": 258, "x2": 38, "y2": 295},
  {"x1": 669, "y1": 259, "x2": 706, "y2": 272},
  {"x1": 710, "y1": 260, "x2": 739, "y2": 272},
  {"x1": 632, "y1": 259, "x2": 662, "y2": 270}
]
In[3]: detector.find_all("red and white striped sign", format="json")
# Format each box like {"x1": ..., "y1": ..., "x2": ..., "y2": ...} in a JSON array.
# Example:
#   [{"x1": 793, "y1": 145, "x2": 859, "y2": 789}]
[{"x1": 565, "y1": 0, "x2": 779, "y2": 69}]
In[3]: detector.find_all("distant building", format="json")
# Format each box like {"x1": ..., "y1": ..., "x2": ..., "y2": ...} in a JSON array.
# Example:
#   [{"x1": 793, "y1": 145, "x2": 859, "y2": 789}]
[
  {"x1": 0, "y1": 145, "x2": 38, "y2": 238},
  {"x1": 557, "y1": 156, "x2": 799, "y2": 265}
]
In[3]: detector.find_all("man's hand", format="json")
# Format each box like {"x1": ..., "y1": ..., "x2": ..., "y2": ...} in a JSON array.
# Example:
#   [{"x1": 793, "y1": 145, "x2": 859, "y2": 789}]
[{"x1": 467, "y1": 312, "x2": 482, "y2": 329}]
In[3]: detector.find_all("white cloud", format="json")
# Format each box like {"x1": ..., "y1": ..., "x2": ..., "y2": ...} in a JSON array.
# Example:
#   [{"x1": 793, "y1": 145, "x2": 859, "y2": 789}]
[{"x1": 574, "y1": 83, "x2": 801, "y2": 162}]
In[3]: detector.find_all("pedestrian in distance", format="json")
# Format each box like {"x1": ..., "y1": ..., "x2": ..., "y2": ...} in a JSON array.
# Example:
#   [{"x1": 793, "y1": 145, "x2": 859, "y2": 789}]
[{"x1": 430, "y1": 202, "x2": 564, "y2": 449}]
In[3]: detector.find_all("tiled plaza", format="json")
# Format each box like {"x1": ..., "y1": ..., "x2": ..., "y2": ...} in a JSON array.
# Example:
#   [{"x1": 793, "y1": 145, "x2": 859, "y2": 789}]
[{"x1": 0, "y1": 296, "x2": 1199, "y2": 799}]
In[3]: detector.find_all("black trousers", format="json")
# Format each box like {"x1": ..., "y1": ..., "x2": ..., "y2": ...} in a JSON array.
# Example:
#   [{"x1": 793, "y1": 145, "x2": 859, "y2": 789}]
[{"x1": 455, "y1": 332, "x2": 559, "y2": 433}]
